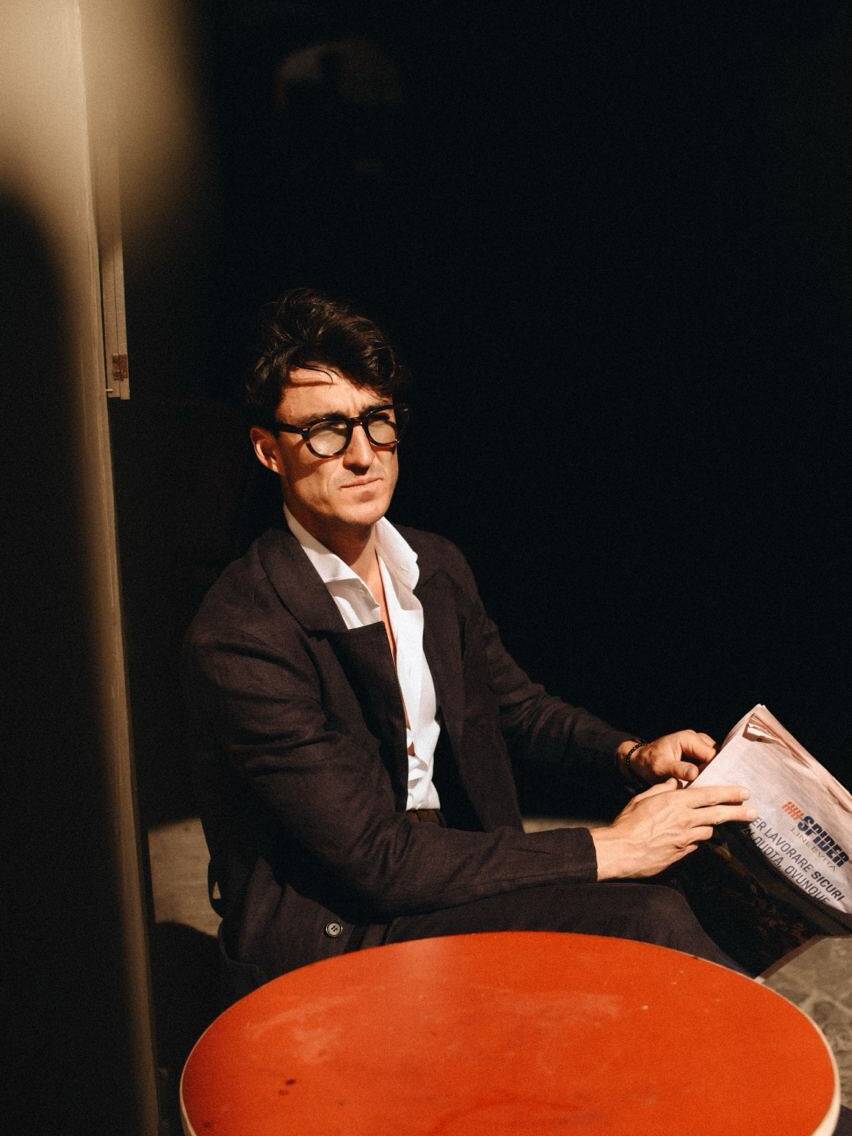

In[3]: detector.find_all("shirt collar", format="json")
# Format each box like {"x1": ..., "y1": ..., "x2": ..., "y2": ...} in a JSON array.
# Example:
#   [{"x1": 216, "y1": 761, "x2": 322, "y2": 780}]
[{"x1": 283, "y1": 506, "x2": 420, "y2": 592}]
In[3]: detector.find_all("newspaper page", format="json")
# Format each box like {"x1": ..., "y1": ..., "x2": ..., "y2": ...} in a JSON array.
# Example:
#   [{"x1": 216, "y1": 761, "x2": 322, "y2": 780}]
[{"x1": 691, "y1": 704, "x2": 851, "y2": 921}]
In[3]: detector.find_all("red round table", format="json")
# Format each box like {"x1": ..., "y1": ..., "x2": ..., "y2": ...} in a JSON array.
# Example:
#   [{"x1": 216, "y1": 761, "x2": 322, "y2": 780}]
[{"x1": 180, "y1": 932, "x2": 839, "y2": 1135}]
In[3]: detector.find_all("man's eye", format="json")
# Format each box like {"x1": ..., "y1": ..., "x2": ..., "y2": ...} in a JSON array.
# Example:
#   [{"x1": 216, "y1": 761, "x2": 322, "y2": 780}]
[{"x1": 310, "y1": 419, "x2": 348, "y2": 435}]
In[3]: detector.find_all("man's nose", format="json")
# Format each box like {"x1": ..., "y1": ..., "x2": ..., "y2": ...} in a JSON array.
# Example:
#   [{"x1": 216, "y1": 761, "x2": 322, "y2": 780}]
[{"x1": 341, "y1": 421, "x2": 375, "y2": 468}]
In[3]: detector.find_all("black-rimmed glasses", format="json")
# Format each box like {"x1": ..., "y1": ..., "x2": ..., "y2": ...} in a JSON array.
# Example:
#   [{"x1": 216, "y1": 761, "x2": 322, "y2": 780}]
[{"x1": 274, "y1": 404, "x2": 409, "y2": 458}]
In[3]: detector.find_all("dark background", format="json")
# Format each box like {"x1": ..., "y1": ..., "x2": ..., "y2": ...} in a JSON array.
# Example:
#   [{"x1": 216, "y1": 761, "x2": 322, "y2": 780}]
[{"x1": 109, "y1": 0, "x2": 850, "y2": 825}]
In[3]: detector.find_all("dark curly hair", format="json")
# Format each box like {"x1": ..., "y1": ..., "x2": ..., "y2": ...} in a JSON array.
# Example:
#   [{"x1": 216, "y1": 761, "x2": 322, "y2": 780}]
[{"x1": 245, "y1": 288, "x2": 408, "y2": 428}]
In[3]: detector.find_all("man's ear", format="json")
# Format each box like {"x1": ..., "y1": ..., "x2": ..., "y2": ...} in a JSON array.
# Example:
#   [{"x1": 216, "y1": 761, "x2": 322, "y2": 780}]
[{"x1": 249, "y1": 426, "x2": 281, "y2": 474}]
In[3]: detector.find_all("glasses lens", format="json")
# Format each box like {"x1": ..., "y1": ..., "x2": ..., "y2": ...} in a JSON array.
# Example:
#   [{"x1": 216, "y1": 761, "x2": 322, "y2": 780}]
[
  {"x1": 364, "y1": 410, "x2": 401, "y2": 446},
  {"x1": 302, "y1": 407, "x2": 407, "y2": 456},
  {"x1": 307, "y1": 419, "x2": 350, "y2": 456}
]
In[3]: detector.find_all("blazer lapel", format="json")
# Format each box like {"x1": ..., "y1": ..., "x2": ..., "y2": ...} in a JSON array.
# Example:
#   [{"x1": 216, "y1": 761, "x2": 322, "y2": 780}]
[
  {"x1": 416, "y1": 566, "x2": 465, "y2": 766},
  {"x1": 256, "y1": 526, "x2": 346, "y2": 633},
  {"x1": 327, "y1": 624, "x2": 408, "y2": 808},
  {"x1": 257, "y1": 527, "x2": 409, "y2": 807}
]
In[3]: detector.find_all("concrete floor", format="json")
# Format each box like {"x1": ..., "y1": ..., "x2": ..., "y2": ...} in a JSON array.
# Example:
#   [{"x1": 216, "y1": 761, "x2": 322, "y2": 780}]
[
  {"x1": 148, "y1": 817, "x2": 220, "y2": 938},
  {"x1": 148, "y1": 815, "x2": 852, "y2": 1126}
]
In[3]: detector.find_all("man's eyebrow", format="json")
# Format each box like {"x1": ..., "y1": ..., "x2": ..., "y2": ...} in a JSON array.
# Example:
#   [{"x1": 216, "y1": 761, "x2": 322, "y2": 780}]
[
  {"x1": 360, "y1": 401, "x2": 395, "y2": 416},
  {"x1": 291, "y1": 401, "x2": 393, "y2": 427}
]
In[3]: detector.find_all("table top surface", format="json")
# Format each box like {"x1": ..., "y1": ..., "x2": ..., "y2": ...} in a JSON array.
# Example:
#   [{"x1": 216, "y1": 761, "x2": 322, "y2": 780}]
[{"x1": 181, "y1": 931, "x2": 839, "y2": 1136}]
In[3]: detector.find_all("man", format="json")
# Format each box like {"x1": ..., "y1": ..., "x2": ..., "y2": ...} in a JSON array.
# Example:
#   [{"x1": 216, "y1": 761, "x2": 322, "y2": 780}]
[{"x1": 183, "y1": 287, "x2": 755, "y2": 995}]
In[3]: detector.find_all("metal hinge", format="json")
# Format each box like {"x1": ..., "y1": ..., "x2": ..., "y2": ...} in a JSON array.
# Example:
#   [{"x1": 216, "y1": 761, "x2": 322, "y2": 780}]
[
  {"x1": 106, "y1": 352, "x2": 129, "y2": 396},
  {"x1": 95, "y1": 105, "x2": 131, "y2": 399}
]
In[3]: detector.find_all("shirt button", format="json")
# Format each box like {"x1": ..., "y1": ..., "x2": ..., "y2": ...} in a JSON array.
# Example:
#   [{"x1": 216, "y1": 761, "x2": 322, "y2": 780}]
[{"x1": 324, "y1": 921, "x2": 343, "y2": 938}]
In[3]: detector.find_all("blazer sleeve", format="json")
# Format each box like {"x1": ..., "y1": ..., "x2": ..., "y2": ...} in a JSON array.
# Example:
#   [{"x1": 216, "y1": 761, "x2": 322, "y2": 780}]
[{"x1": 184, "y1": 618, "x2": 600, "y2": 920}]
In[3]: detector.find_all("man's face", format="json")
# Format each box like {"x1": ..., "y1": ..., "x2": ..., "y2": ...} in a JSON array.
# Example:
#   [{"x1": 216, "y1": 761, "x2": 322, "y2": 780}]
[{"x1": 250, "y1": 367, "x2": 399, "y2": 548}]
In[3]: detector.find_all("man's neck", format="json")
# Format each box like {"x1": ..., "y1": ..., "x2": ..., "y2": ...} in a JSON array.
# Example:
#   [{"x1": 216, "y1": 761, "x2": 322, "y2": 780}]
[
  {"x1": 286, "y1": 507, "x2": 379, "y2": 577},
  {"x1": 343, "y1": 532, "x2": 381, "y2": 586},
  {"x1": 312, "y1": 520, "x2": 384, "y2": 605}
]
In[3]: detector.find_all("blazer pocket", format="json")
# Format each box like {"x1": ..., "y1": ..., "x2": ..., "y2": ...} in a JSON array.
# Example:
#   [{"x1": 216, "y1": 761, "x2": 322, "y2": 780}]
[{"x1": 217, "y1": 923, "x2": 266, "y2": 1001}]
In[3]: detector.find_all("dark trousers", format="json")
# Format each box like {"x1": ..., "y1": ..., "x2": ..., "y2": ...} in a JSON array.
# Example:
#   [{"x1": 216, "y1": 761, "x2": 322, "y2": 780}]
[{"x1": 361, "y1": 878, "x2": 747, "y2": 973}]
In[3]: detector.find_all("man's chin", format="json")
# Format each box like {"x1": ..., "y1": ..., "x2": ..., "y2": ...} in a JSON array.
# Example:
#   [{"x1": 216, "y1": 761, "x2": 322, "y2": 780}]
[
  {"x1": 341, "y1": 501, "x2": 389, "y2": 529},
  {"x1": 323, "y1": 492, "x2": 391, "y2": 531}
]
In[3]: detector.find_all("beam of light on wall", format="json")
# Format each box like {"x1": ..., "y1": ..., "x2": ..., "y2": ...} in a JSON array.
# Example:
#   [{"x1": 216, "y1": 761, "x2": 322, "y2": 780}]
[
  {"x1": 0, "y1": 3, "x2": 201, "y2": 1131},
  {"x1": 0, "y1": 0, "x2": 201, "y2": 250}
]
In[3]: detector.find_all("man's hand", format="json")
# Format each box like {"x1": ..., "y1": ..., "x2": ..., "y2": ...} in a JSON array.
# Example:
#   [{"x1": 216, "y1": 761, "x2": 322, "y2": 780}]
[
  {"x1": 591, "y1": 778, "x2": 756, "y2": 880},
  {"x1": 617, "y1": 729, "x2": 717, "y2": 786}
]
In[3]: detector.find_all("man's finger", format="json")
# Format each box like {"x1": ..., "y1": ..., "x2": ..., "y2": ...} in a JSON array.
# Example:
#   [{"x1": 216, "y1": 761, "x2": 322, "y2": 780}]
[
  {"x1": 690, "y1": 826, "x2": 715, "y2": 843},
  {"x1": 686, "y1": 784, "x2": 750, "y2": 806},
  {"x1": 677, "y1": 730, "x2": 716, "y2": 763},
  {"x1": 693, "y1": 804, "x2": 757, "y2": 826},
  {"x1": 675, "y1": 761, "x2": 700, "y2": 782}
]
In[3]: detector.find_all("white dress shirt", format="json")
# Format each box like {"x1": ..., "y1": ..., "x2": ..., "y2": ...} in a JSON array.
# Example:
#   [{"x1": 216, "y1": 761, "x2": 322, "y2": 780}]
[{"x1": 284, "y1": 507, "x2": 441, "y2": 810}]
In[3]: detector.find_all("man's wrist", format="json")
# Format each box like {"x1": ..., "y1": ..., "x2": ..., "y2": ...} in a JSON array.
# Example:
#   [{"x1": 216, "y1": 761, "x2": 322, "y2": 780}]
[
  {"x1": 616, "y1": 739, "x2": 646, "y2": 788},
  {"x1": 590, "y1": 826, "x2": 624, "y2": 881}
]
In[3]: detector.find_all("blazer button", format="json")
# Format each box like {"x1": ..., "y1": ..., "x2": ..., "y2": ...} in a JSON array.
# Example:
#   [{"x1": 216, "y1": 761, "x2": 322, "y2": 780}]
[{"x1": 324, "y1": 921, "x2": 343, "y2": 938}]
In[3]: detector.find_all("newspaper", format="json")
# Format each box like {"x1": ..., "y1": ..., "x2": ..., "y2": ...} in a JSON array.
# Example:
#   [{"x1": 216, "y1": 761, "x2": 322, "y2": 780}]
[{"x1": 691, "y1": 704, "x2": 851, "y2": 924}]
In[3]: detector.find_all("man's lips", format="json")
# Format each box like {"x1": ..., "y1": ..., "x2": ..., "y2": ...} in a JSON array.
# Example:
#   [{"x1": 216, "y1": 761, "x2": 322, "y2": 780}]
[{"x1": 339, "y1": 477, "x2": 382, "y2": 489}]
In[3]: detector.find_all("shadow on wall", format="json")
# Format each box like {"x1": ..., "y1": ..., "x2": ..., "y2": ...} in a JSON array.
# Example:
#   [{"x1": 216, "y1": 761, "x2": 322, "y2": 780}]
[
  {"x1": 108, "y1": 395, "x2": 253, "y2": 828},
  {"x1": 0, "y1": 188, "x2": 143, "y2": 1132},
  {"x1": 148, "y1": 921, "x2": 220, "y2": 1130}
]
